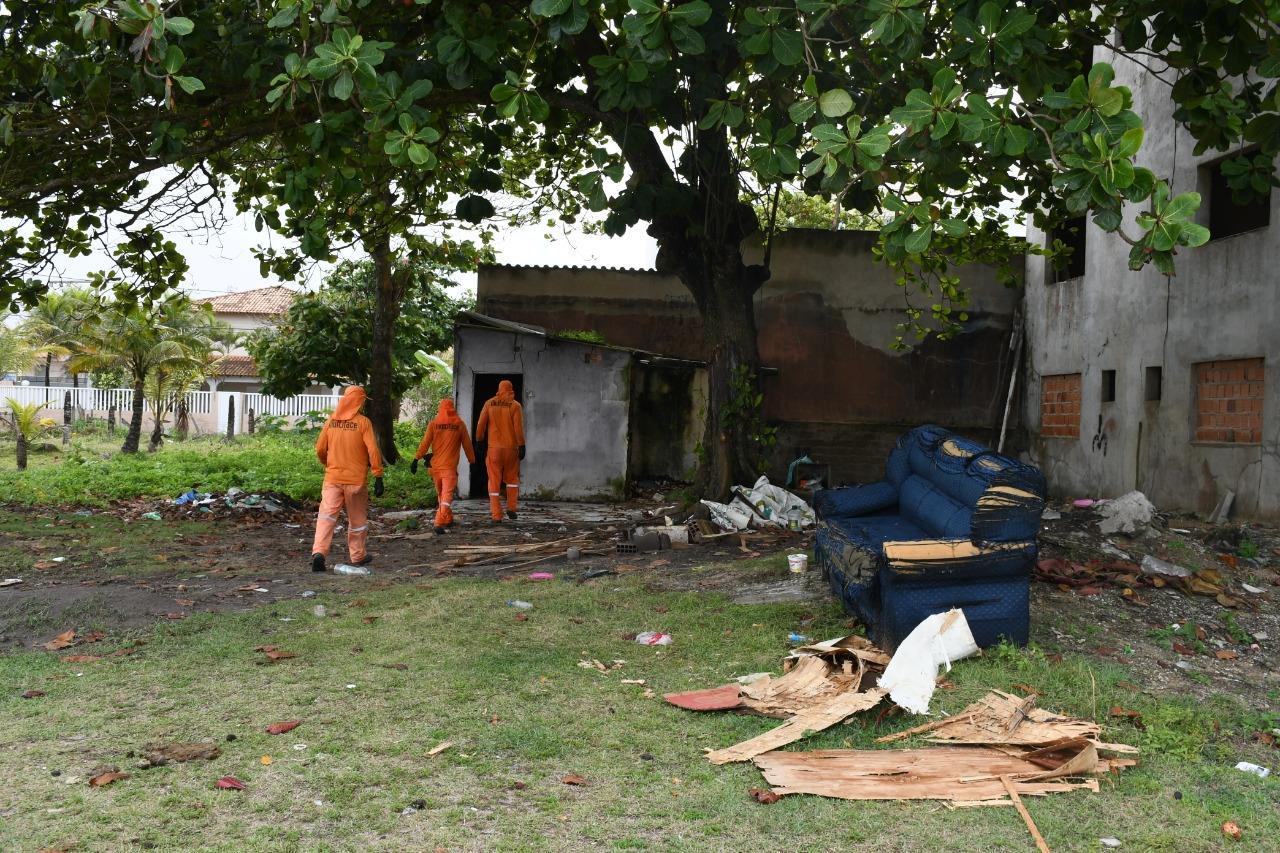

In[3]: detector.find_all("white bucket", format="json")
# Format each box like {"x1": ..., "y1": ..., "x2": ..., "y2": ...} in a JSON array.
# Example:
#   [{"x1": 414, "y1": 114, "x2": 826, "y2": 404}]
[{"x1": 787, "y1": 553, "x2": 809, "y2": 574}]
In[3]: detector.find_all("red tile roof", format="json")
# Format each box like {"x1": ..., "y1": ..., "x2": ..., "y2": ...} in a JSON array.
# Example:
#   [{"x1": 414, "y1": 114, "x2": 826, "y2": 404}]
[
  {"x1": 196, "y1": 285, "x2": 297, "y2": 316},
  {"x1": 211, "y1": 355, "x2": 259, "y2": 377}
]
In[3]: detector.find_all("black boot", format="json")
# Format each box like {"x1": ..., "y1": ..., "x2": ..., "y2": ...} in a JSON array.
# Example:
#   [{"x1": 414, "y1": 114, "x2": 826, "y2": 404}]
[
  {"x1": 433, "y1": 526, "x2": 446, "y2": 536},
  {"x1": 506, "y1": 510, "x2": 518, "y2": 521},
  {"x1": 353, "y1": 554, "x2": 374, "y2": 566},
  {"x1": 311, "y1": 553, "x2": 326, "y2": 573}
]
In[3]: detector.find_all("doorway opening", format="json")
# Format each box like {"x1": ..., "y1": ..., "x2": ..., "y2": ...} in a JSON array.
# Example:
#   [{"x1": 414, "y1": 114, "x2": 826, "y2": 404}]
[{"x1": 469, "y1": 373, "x2": 524, "y2": 499}]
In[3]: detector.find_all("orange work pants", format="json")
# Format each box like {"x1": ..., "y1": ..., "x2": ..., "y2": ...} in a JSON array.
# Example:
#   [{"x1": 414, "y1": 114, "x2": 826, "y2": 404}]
[
  {"x1": 486, "y1": 447, "x2": 520, "y2": 520},
  {"x1": 312, "y1": 482, "x2": 369, "y2": 562},
  {"x1": 431, "y1": 469, "x2": 458, "y2": 528}
]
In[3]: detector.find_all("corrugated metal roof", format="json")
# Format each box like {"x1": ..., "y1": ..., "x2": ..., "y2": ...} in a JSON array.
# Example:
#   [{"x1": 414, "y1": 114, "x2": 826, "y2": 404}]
[{"x1": 196, "y1": 286, "x2": 298, "y2": 316}]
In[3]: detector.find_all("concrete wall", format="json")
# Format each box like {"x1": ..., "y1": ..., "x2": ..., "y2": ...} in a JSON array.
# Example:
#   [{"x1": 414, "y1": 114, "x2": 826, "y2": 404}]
[
  {"x1": 455, "y1": 325, "x2": 633, "y2": 501},
  {"x1": 1022, "y1": 50, "x2": 1279, "y2": 518},
  {"x1": 479, "y1": 229, "x2": 1021, "y2": 486}
]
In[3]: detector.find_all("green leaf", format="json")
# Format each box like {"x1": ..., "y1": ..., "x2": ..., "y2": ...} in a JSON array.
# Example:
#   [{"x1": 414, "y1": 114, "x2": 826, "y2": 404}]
[
  {"x1": 772, "y1": 29, "x2": 804, "y2": 66},
  {"x1": 1162, "y1": 192, "x2": 1200, "y2": 223},
  {"x1": 1180, "y1": 222, "x2": 1210, "y2": 247},
  {"x1": 904, "y1": 223, "x2": 934, "y2": 254},
  {"x1": 670, "y1": 1, "x2": 711, "y2": 26},
  {"x1": 1114, "y1": 126, "x2": 1144, "y2": 159},
  {"x1": 332, "y1": 71, "x2": 354, "y2": 101},
  {"x1": 818, "y1": 89, "x2": 853, "y2": 118},
  {"x1": 267, "y1": 7, "x2": 299, "y2": 28},
  {"x1": 174, "y1": 75, "x2": 204, "y2": 95},
  {"x1": 165, "y1": 16, "x2": 195, "y2": 36},
  {"x1": 530, "y1": 0, "x2": 572, "y2": 16},
  {"x1": 456, "y1": 194, "x2": 496, "y2": 223},
  {"x1": 406, "y1": 142, "x2": 435, "y2": 167},
  {"x1": 163, "y1": 45, "x2": 185, "y2": 75}
]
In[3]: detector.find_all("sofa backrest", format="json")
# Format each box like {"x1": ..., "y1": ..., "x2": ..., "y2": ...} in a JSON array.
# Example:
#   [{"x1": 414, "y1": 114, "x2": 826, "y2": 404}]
[{"x1": 890, "y1": 425, "x2": 1046, "y2": 543}]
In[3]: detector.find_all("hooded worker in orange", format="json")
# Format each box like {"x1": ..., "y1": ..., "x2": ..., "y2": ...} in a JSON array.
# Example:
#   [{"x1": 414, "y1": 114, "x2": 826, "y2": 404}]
[
  {"x1": 474, "y1": 379, "x2": 525, "y2": 522},
  {"x1": 410, "y1": 398, "x2": 475, "y2": 535},
  {"x1": 311, "y1": 386, "x2": 384, "y2": 572}
]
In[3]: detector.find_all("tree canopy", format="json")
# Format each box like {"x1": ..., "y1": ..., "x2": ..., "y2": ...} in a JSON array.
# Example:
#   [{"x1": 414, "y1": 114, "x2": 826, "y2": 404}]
[{"x1": 2, "y1": 0, "x2": 1277, "y2": 491}]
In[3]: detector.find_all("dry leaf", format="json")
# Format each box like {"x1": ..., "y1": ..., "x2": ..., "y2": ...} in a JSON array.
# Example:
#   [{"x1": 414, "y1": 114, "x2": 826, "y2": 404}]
[
  {"x1": 561, "y1": 774, "x2": 586, "y2": 786},
  {"x1": 379, "y1": 663, "x2": 409, "y2": 671},
  {"x1": 266, "y1": 720, "x2": 301, "y2": 735},
  {"x1": 1214, "y1": 649, "x2": 1239, "y2": 661},
  {"x1": 21, "y1": 689, "x2": 46, "y2": 699},
  {"x1": 261, "y1": 755, "x2": 272, "y2": 766},
  {"x1": 1172, "y1": 642, "x2": 1198, "y2": 656},
  {"x1": 61, "y1": 654, "x2": 101, "y2": 663},
  {"x1": 175, "y1": 598, "x2": 195, "y2": 607},
  {"x1": 514, "y1": 613, "x2": 528, "y2": 622},
  {"x1": 427, "y1": 740, "x2": 454, "y2": 757},
  {"x1": 215, "y1": 776, "x2": 246, "y2": 790},
  {"x1": 1109, "y1": 707, "x2": 1146, "y2": 729},
  {"x1": 262, "y1": 649, "x2": 296, "y2": 662},
  {"x1": 80, "y1": 631, "x2": 106, "y2": 644},
  {"x1": 89, "y1": 771, "x2": 128, "y2": 787},
  {"x1": 41, "y1": 630, "x2": 76, "y2": 651},
  {"x1": 749, "y1": 787, "x2": 781, "y2": 804},
  {"x1": 1222, "y1": 821, "x2": 1242, "y2": 840},
  {"x1": 361, "y1": 615, "x2": 379, "y2": 625},
  {"x1": 33, "y1": 561, "x2": 58, "y2": 570}
]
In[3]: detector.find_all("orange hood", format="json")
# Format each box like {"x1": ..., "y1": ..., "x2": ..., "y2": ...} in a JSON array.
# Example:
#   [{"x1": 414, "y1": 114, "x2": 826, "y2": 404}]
[
  {"x1": 496, "y1": 380, "x2": 515, "y2": 401},
  {"x1": 332, "y1": 386, "x2": 366, "y2": 421},
  {"x1": 433, "y1": 398, "x2": 462, "y2": 425}
]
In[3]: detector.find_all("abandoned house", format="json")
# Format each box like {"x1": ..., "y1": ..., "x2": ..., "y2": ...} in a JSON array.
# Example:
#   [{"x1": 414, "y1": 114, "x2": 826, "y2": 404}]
[
  {"x1": 1023, "y1": 48, "x2": 1278, "y2": 520},
  {"x1": 453, "y1": 311, "x2": 706, "y2": 501},
  {"x1": 463, "y1": 229, "x2": 1022, "y2": 498}
]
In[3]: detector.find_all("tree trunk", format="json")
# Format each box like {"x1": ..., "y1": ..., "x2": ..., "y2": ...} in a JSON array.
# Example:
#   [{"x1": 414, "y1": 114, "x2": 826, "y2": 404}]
[
  {"x1": 148, "y1": 371, "x2": 165, "y2": 452},
  {"x1": 366, "y1": 234, "x2": 404, "y2": 465},
  {"x1": 44, "y1": 353, "x2": 51, "y2": 388},
  {"x1": 121, "y1": 375, "x2": 146, "y2": 453},
  {"x1": 15, "y1": 430, "x2": 27, "y2": 470}
]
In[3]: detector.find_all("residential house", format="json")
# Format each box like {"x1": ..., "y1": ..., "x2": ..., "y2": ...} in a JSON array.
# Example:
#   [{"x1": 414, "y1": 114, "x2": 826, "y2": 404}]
[{"x1": 197, "y1": 285, "x2": 298, "y2": 394}]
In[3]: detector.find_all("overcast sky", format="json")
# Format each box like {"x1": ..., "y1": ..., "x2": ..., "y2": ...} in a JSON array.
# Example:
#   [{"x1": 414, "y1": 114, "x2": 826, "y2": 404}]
[{"x1": 49, "y1": 204, "x2": 660, "y2": 300}]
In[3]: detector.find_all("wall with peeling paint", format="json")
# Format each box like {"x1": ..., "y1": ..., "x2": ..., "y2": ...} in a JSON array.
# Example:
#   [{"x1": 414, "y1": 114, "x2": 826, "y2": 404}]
[
  {"x1": 1022, "y1": 51, "x2": 1279, "y2": 519},
  {"x1": 478, "y1": 229, "x2": 1022, "y2": 487}
]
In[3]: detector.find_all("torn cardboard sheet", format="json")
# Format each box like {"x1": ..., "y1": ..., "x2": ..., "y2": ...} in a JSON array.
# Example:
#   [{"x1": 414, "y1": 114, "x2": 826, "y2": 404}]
[
  {"x1": 707, "y1": 688, "x2": 886, "y2": 765},
  {"x1": 877, "y1": 608, "x2": 978, "y2": 715},
  {"x1": 753, "y1": 737, "x2": 1133, "y2": 802},
  {"x1": 876, "y1": 690, "x2": 1138, "y2": 754}
]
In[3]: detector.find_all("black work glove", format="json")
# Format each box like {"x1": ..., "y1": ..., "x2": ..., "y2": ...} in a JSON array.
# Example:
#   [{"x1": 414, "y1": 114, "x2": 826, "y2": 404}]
[
  {"x1": 410, "y1": 458, "x2": 418, "y2": 475},
  {"x1": 374, "y1": 476, "x2": 385, "y2": 498},
  {"x1": 518, "y1": 445, "x2": 526, "y2": 461}
]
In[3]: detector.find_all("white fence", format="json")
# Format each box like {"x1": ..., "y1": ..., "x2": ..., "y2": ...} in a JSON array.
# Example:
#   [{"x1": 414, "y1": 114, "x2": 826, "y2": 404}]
[
  {"x1": 0, "y1": 385, "x2": 215, "y2": 415},
  {"x1": 243, "y1": 392, "x2": 336, "y2": 418}
]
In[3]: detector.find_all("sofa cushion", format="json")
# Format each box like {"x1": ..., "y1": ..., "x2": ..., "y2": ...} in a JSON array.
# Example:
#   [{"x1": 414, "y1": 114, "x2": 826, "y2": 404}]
[
  {"x1": 898, "y1": 475, "x2": 972, "y2": 538},
  {"x1": 828, "y1": 513, "x2": 931, "y2": 550},
  {"x1": 814, "y1": 481, "x2": 898, "y2": 519}
]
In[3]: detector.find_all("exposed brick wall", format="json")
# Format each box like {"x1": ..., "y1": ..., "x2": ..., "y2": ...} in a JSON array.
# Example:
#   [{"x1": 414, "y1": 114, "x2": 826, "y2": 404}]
[
  {"x1": 1040, "y1": 373, "x2": 1082, "y2": 439},
  {"x1": 1195, "y1": 358, "x2": 1265, "y2": 444}
]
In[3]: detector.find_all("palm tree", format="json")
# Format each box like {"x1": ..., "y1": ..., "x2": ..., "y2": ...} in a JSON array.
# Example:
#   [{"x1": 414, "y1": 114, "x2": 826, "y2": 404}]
[
  {"x1": 70, "y1": 297, "x2": 228, "y2": 454},
  {"x1": 0, "y1": 324, "x2": 38, "y2": 378},
  {"x1": 4, "y1": 398, "x2": 55, "y2": 470},
  {"x1": 20, "y1": 288, "x2": 94, "y2": 387}
]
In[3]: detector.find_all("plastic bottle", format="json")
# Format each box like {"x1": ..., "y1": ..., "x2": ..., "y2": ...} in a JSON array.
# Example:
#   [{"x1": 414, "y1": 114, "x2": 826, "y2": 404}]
[
  {"x1": 507, "y1": 600, "x2": 534, "y2": 610},
  {"x1": 334, "y1": 564, "x2": 371, "y2": 576}
]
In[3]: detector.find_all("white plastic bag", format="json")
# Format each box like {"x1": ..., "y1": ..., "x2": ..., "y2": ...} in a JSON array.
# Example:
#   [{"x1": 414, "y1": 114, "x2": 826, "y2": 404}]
[{"x1": 878, "y1": 609, "x2": 979, "y2": 715}]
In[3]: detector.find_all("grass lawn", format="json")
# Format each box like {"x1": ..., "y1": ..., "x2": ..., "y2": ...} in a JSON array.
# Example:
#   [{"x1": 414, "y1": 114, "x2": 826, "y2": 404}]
[
  {"x1": 0, "y1": 423, "x2": 437, "y2": 508},
  {"x1": 2, "y1": 570, "x2": 1277, "y2": 851}
]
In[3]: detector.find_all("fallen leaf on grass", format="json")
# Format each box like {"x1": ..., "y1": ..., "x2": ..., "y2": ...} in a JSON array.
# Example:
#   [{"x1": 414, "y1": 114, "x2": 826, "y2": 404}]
[
  {"x1": 266, "y1": 720, "x2": 301, "y2": 735},
  {"x1": 1012, "y1": 683, "x2": 1039, "y2": 695},
  {"x1": 164, "y1": 612, "x2": 186, "y2": 621},
  {"x1": 41, "y1": 630, "x2": 76, "y2": 651},
  {"x1": 33, "y1": 561, "x2": 59, "y2": 571},
  {"x1": 1252, "y1": 731, "x2": 1278, "y2": 748},
  {"x1": 80, "y1": 631, "x2": 106, "y2": 644},
  {"x1": 21, "y1": 689, "x2": 46, "y2": 699},
  {"x1": 361, "y1": 616, "x2": 379, "y2": 625},
  {"x1": 255, "y1": 647, "x2": 296, "y2": 662},
  {"x1": 89, "y1": 770, "x2": 128, "y2": 787},
  {"x1": 748, "y1": 787, "x2": 781, "y2": 804},
  {"x1": 1095, "y1": 646, "x2": 1118, "y2": 656},
  {"x1": 61, "y1": 654, "x2": 101, "y2": 663},
  {"x1": 1045, "y1": 653, "x2": 1064, "y2": 664},
  {"x1": 379, "y1": 663, "x2": 409, "y2": 671},
  {"x1": 514, "y1": 613, "x2": 528, "y2": 622},
  {"x1": 511, "y1": 781, "x2": 528, "y2": 790},
  {"x1": 1172, "y1": 642, "x2": 1198, "y2": 656},
  {"x1": 261, "y1": 755, "x2": 272, "y2": 766},
  {"x1": 215, "y1": 776, "x2": 246, "y2": 790},
  {"x1": 1078, "y1": 586, "x2": 1104, "y2": 596},
  {"x1": 1215, "y1": 650, "x2": 1239, "y2": 661},
  {"x1": 1222, "y1": 821, "x2": 1242, "y2": 840},
  {"x1": 561, "y1": 774, "x2": 586, "y2": 786},
  {"x1": 426, "y1": 740, "x2": 454, "y2": 757},
  {"x1": 1109, "y1": 707, "x2": 1146, "y2": 729},
  {"x1": 175, "y1": 599, "x2": 195, "y2": 607},
  {"x1": 1219, "y1": 554, "x2": 1239, "y2": 569},
  {"x1": 620, "y1": 679, "x2": 647, "y2": 685}
]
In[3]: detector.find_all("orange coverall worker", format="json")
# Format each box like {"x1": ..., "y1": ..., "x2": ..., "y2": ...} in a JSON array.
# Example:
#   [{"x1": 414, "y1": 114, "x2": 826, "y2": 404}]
[
  {"x1": 413, "y1": 399, "x2": 476, "y2": 530},
  {"x1": 311, "y1": 386, "x2": 384, "y2": 568},
  {"x1": 474, "y1": 379, "x2": 525, "y2": 521}
]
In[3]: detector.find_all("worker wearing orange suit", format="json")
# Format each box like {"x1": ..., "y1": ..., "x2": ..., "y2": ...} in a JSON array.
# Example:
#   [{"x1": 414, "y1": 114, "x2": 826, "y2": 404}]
[
  {"x1": 311, "y1": 386, "x2": 384, "y2": 572},
  {"x1": 410, "y1": 398, "x2": 476, "y2": 535},
  {"x1": 474, "y1": 379, "x2": 525, "y2": 522}
]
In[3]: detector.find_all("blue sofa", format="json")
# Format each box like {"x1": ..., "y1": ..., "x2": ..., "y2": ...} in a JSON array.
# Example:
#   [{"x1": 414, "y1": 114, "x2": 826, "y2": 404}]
[{"x1": 813, "y1": 425, "x2": 1046, "y2": 651}]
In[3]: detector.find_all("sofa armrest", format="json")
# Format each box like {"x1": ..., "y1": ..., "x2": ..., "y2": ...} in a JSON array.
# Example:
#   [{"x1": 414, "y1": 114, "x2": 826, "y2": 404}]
[{"x1": 814, "y1": 480, "x2": 898, "y2": 520}]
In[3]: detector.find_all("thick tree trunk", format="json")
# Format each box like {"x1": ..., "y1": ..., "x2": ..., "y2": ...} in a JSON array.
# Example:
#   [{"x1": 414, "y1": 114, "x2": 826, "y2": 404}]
[
  {"x1": 121, "y1": 375, "x2": 146, "y2": 453},
  {"x1": 366, "y1": 235, "x2": 404, "y2": 465},
  {"x1": 148, "y1": 371, "x2": 165, "y2": 451},
  {"x1": 43, "y1": 353, "x2": 51, "y2": 388},
  {"x1": 15, "y1": 431, "x2": 26, "y2": 470}
]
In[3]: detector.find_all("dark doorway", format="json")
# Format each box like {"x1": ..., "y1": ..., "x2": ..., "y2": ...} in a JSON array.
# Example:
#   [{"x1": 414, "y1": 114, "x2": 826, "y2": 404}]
[{"x1": 469, "y1": 373, "x2": 524, "y2": 499}]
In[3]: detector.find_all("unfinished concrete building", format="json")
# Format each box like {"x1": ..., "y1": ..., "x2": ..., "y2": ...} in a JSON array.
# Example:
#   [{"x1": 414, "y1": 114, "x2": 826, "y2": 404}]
[
  {"x1": 472, "y1": 229, "x2": 1022, "y2": 494},
  {"x1": 1023, "y1": 51, "x2": 1278, "y2": 519}
]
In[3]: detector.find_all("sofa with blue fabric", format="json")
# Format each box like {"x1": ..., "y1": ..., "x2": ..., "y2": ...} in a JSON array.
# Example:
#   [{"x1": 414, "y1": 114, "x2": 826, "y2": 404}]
[{"x1": 813, "y1": 425, "x2": 1046, "y2": 651}]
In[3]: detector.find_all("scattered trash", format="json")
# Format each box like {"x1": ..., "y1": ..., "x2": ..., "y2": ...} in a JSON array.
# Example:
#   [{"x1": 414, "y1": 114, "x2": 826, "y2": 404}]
[
  {"x1": 787, "y1": 554, "x2": 809, "y2": 574},
  {"x1": 1100, "y1": 838, "x2": 1122, "y2": 849},
  {"x1": 41, "y1": 629, "x2": 76, "y2": 651},
  {"x1": 634, "y1": 632, "x2": 673, "y2": 646},
  {"x1": 566, "y1": 547, "x2": 581, "y2": 561},
  {"x1": 334, "y1": 564, "x2": 371, "y2": 576},
  {"x1": 1211, "y1": 490, "x2": 1235, "y2": 524},
  {"x1": 21, "y1": 689, "x2": 46, "y2": 699},
  {"x1": 1140, "y1": 554, "x2": 1193, "y2": 578},
  {"x1": 748, "y1": 787, "x2": 781, "y2": 804},
  {"x1": 0, "y1": 578, "x2": 22, "y2": 587},
  {"x1": 141, "y1": 512, "x2": 163, "y2": 521},
  {"x1": 702, "y1": 476, "x2": 816, "y2": 532},
  {"x1": 255, "y1": 645, "x2": 297, "y2": 663},
  {"x1": 877, "y1": 609, "x2": 978, "y2": 715},
  {"x1": 266, "y1": 720, "x2": 301, "y2": 735},
  {"x1": 89, "y1": 768, "x2": 128, "y2": 787},
  {"x1": 174, "y1": 489, "x2": 201, "y2": 505},
  {"x1": 261, "y1": 755, "x2": 272, "y2": 766},
  {"x1": 1235, "y1": 761, "x2": 1271, "y2": 778},
  {"x1": 312, "y1": 605, "x2": 327, "y2": 618},
  {"x1": 580, "y1": 567, "x2": 616, "y2": 580},
  {"x1": 1041, "y1": 509, "x2": 1062, "y2": 521},
  {"x1": 1241, "y1": 583, "x2": 1265, "y2": 594},
  {"x1": 138, "y1": 743, "x2": 221, "y2": 768},
  {"x1": 786, "y1": 632, "x2": 809, "y2": 645},
  {"x1": 1096, "y1": 491, "x2": 1156, "y2": 535},
  {"x1": 426, "y1": 740, "x2": 454, "y2": 757},
  {"x1": 301, "y1": 590, "x2": 317, "y2": 598},
  {"x1": 215, "y1": 776, "x2": 247, "y2": 790},
  {"x1": 528, "y1": 572, "x2": 554, "y2": 581},
  {"x1": 1222, "y1": 821, "x2": 1242, "y2": 841},
  {"x1": 561, "y1": 774, "x2": 587, "y2": 786},
  {"x1": 1073, "y1": 498, "x2": 1097, "y2": 508},
  {"x1": 507, "y1": 600, "x2": 533, "y2": 610},
  {"x1": 665, "y1": 685, "x2": 742, "y2": 711}
]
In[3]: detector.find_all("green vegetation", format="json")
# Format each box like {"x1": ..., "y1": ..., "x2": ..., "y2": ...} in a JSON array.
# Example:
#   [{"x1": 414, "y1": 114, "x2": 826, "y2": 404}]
[
  {"x1": 0, "y1": 424, "x2": 437, "y2": 508},
  {"x1": 1, "y1": 574, "x2": 1275, "y2": 850}
]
